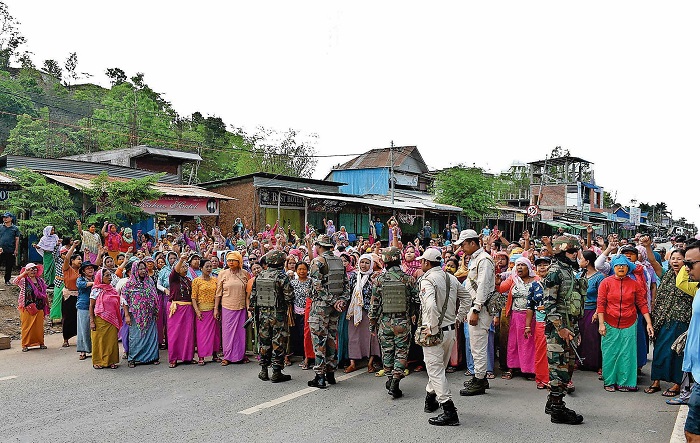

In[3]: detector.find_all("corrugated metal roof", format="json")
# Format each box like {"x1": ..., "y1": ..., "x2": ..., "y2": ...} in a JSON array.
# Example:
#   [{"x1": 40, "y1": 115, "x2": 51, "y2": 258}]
[
  {"x1": 286, "y1": 191, "x2": 417, "y2": 210},
  {"x1": 64, "y1": 145, "x2": 202, "y2": 162},
  {"x1": 334, "y1": 146, "x2": 428, "y2": 173},
  {"x1": 0, "y1": 172, "x2": 17, "y2": 184},
  {"x1": 2, "y1": 155, "x2": 180, "y2": 184},
  {"x1": 39, "y1": 172, "x2": 234, "y2": 200}
]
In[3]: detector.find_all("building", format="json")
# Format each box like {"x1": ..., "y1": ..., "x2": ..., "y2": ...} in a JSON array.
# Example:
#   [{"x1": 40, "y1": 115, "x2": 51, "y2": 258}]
[{"x1": 63, "y1": 145, "x2": 202, "y2": 184}]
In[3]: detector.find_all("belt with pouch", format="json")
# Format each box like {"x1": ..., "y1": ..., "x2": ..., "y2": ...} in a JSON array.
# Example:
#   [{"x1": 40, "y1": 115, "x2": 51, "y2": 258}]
[{"x1": 440, "y1": 324, "x2": 456, "y2": 332}]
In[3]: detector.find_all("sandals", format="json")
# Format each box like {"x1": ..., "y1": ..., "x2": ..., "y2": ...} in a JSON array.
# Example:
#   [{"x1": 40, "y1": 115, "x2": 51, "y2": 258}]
[
  {"x1": 152, "y1": 360, "x2": 160, "y2": 365},
  {"x1": 212, "y1": 356, "x2": 222, "y2": 363},
  {"x1": 464, "y1": 370, "x2": 474, "y2": 377},
  {"x1": 169, "y1": 361, "x2": 177, "y2": 368},
  {"x1": 414, "y1": 365, "x2": 424, "y2": 372},
  {"x1": 344, "y1": 363, "x2": 357, "y2": 374},
  {"x1": 79, "y1": 354, "x2": 87, "y2": 360},
  {"x1": 663, "y1": 389, "x2": 681, "y2": 397},
  {"x1": 667, "y1": 397, "x2": 688, "y2": 405},
  {"x1": 62, "y1": 342, "x2": 70, "y2": 348},
  {"x1": 446, "y1": 367, "x2": 456, "y2": 373},
  {"x1": 536, "y1": 382, "x2": 548, "y2": 390},
  {"x1": 221, "y1": 359, "x2": 230, "y2": 366},
  {"x1": 21, "y1": 347, "x2": 28, "y2": 352},
  {"x1": 501, "y1": 371, "x2": 513, "y2": 380},
  {"x1": 198, "y1": 359, "x2": 206, "y2": 366},
  {"x1": 39, "y1": 345, "x2": 47, "y2": 350},
  {"x1": 604, "y1": 385, "x2": 616, "y2": 392},
  {"x1": 486, "y1": 372, "x2": 496, "y2": 379},
  {"x1": 374, "y1": 369, "x2": 386, "y2": 377},
  {"x1": 617, "y1": 386, "x2": 638, "y2": 392},
  {"x1": 109, "y1": 364, "x2": 119, "y2": 369},
  {"x1": 93, "y1": 365, "x2": 104, "y2": 369},
  {"x1": 128, "y1": 361, "x2": 136, "y2": 368},
  {"x1": 367, "y1": 365, "x2": 376, "y2": 373},
  {"x1": 644, "y1": 385, "x2": 661, "y2": 394}
]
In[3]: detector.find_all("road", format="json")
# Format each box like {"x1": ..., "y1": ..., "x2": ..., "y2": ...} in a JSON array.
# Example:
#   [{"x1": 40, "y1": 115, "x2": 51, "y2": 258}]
[{"x1": 0, "y1": 332, "x2": 679, "y2": 443}]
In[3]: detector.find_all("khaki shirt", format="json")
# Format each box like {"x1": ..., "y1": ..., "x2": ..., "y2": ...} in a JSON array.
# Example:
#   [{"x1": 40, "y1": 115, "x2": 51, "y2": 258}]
[
  {"x1": 465, "y1": 248, "x2": 495, "y2": 309},
  {"x1": 418, "y1": 266, "x2": 470, "y2": 335}
]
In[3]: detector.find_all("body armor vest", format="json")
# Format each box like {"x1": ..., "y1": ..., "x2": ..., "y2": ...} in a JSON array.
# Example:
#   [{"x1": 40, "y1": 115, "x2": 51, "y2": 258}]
[
  {"x1": 255, "y1": 273, "x2": 277, "y2": 307},
  {"x1": 324, "y1": 255, "x2": 345, "y2": 296},
  {"x1": 381, "y1": 275, "x2": 406, "y2": 314}
]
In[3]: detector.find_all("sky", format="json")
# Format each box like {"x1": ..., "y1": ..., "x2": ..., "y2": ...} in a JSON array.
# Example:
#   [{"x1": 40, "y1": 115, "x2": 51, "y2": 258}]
[{"x1": 4, "y1": 1, "x2": 699, "y2": 229}]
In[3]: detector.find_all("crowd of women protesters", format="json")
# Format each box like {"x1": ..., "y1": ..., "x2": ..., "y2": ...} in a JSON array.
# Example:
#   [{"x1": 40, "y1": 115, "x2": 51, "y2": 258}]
[{"x1": 14, "y1": 216, "x2": 700, "y2": 408}]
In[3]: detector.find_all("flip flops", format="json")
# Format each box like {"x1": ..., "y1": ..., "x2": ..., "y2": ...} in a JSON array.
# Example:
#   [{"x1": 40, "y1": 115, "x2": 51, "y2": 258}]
[
  {"x1": 666, "y1": 397, "x2": 688, "y2": 405},
  {"x1": 663, "y1": 389, "x2": 681, "y2": 397},
  {"x1": 644, "y1": 385, "x2": 661, "y2": 394}
]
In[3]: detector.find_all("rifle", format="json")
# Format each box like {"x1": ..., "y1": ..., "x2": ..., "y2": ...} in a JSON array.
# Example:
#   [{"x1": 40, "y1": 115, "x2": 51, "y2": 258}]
[{"x1": 569, "y1": 341, "x2": 585, "y2": 366}]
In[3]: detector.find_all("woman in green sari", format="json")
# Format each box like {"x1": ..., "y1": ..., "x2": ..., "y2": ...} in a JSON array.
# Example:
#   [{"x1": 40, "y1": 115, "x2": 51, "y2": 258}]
[{"x1": 33, "y1": 226, "x2": 60, "y2": 288}]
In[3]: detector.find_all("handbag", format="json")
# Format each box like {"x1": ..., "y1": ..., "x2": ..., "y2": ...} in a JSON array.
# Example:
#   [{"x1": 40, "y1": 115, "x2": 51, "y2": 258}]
[
  {"x1": 672, "y1": 331, "x2": 687, "y2": 355},
  {"x1": 415, "y1": 272, "x2": 450, "y2": 347},
  {"x1": 468, "y1": 277, "x2": 503, "y2": 317},
  {"x1": 24, "y1": 302, "x2": 39, "y2": 316}
]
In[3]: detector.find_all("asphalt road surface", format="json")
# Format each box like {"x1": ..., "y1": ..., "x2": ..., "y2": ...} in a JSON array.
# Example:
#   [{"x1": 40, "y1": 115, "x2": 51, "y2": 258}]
[{"x1": 0, "y1": 332, "x2": 679, "y2": 443}]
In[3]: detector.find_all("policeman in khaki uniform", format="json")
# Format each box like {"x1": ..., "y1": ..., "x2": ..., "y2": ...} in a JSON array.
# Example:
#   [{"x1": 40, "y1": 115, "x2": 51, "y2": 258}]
[
  {"x1": 543, "y1": 237, "x2": 586, "y2": 425},
  {"x1": 308, "y1": 234, "x2": 350, "y2": 389},
  {"x1": 416, "y1": 248, "x2": 470, "y2": 426},
  {"x1": 369, "y1": 247, "x2": 419, "y2": 399},
  {"x1": 250, "y1": 250, "x2": 294, "y2": 383}
]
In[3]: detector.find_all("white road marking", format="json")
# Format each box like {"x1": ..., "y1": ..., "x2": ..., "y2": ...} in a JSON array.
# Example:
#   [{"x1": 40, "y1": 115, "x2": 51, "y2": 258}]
[
  {"x1": 0, "y1": 375, "x2": 18, "y2": 381},
  {"x1": 238, "y1": 370, "x2": 365, "y2": 415},
  {"x1": 670, "y1": 405, "x2": 688, "y2": 443}
]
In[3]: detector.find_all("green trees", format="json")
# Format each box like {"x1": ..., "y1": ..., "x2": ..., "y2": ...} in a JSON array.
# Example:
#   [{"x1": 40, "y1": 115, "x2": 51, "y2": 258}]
[
  {"x1": 0, "y1": 2, "x2": 26, "y2": 69},
  {"x1": 5, "y1": 107, "x2": 85, "y2": 157},
  {"x1": 3, "y1": 168, "x2": 78, "y2": 237},
  {"x1": 81, "y1": 172, "x2": 164, "y2": 225},
  {"x1": 433, "y1": 166, "x2": 500, "y2": 221},
  {"x1": 235, "y1": 128, "x2": 318, "y2": 178}
]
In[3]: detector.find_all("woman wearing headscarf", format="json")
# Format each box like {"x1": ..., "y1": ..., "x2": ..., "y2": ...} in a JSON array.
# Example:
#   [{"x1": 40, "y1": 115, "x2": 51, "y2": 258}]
[
  {"x1": 167, "y1": 253, "x2": 196, "y2": 368},
  {"x1": 123, "y1": 260, "x2": 160, "y2": 367},
  {"x1": 61, "y1": 240, "x2": 81, "y2": 347},
  {"x1": 499, "y1": 256, "x2": 538, "y2": 379},
  {"x1": 49, "y1": 245, "x2": 69, "y2": 324},
  {"x1": 120, "y1": 228, "x2": 135, "y2": 253},
  {"x1": 215, "y1": 251, "x2": 250, "y2": 365},
  {"x1": 156, "y1": 251, "x2": 178, "y2": 349},
  {"x1": 89, "y1": 268, "x2": 121, "y2": 369},
  {"x1": 33, "y1": 226, "x2": 60, "y2": 287},
  {"x1": 646, "y1": 249, "x2": 692, "y2": 396},
  {"x1": 577, "y1": 250, "x2": 605, "y2": 372},
  {"x1": 14, "y1": 263, "x2": 49, "y2": 352},
  {"x1": 192, "y1": 258, "x2": 220, "y2": 365},
  {"x1": 76, "y1": 260, "x2": 98, "y2": 360},
  {"x1": 345, "y1": 253, "x2": 381, "y2": 373},
  {"x1": 336, "y1": 253, "x2": 355, "y2": 368},
  {"x1": 597, "y1": 255, "x2": 654, "y2": 392}
]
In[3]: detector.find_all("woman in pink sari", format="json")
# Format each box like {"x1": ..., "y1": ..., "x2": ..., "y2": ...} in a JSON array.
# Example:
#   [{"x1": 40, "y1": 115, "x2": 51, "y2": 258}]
[
  {"x1": 89, "y1": 268, "x2": 122, "y2": 369},
  {"x1": 167, "y1": 253, "x2": 196, "y2": 368},
  {"x1": 192, "y1": 259, "x2": 221, "y2": 365},
  {"x1": 215, "y1": 251, "x2": 250, "y2": 365}
]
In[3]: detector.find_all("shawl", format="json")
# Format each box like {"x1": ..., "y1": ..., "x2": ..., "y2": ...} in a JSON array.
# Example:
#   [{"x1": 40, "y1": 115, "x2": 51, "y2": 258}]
[
  {"x1": 16, "y1": 271, "x2": 48, "y2": 315},
  {"x1": 92, "y1": 269, "x2": 122, "y2": 329},
  {"x1": 36, "y1": 226, "x2": 59, "y2": 255},
  {"x1": 122, "y1": 261, "x2": 158, "y2": 331},
  {"x1": 402, "y1": 250, "x2": 422, "y2": 277},
  {"x1": 651, "y1": 269, "x2": 693, "y2": 336},
  {"x1": 504, "y1": 257, "x2": 537, "y2": 316},
  {"x1": 81, "y1": 230, "x2": 101, "y2": 254},
  {"x1": 349, "y1": 253, "x2": 373, "y2": 325}
]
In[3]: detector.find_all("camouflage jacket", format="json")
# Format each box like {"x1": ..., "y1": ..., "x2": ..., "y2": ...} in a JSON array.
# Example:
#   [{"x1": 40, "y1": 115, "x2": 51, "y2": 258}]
[
  {"x1": 369, "y1": 266, "x2": 419, "y2": 322},
  {"x1": 250, "y1": 267, "x2": 294, "y2": 310},
  {"x1": 543, "y1": 258, "x2": 586, "y2": 330},
  {"x1": 309, "y1": 251, "x2": 350, "y2": 304}
]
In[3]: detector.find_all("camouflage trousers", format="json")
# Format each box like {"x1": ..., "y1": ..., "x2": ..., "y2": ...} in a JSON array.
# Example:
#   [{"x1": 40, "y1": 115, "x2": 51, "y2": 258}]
[
  {"x1": 545, "y1": 321, "x2": 577, "y2": 396},
  {"x1": 257, "y1": 308, "x2": 288, "y2": 370},
  {"x1": 309, "y1": 301, "x2": 340, "y2": 375},
  {"x1": 378, "y1": 315, "x2": 410, "y2": 379}
]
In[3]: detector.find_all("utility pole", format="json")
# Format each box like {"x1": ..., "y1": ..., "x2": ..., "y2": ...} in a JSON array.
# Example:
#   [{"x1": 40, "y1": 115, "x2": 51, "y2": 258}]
[{"x1": 390, "y1": 140, "x2": 395, "y2": 205}]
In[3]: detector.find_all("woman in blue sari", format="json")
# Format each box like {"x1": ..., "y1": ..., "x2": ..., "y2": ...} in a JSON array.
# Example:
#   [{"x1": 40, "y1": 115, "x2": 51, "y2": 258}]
[{"x1": 123, "y1": 260, "x2": 160, "y2": 367}]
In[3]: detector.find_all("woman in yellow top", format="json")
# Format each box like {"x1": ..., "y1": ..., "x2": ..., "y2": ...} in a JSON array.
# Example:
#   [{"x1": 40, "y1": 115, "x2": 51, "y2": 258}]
[
  {"x1": 192, "y1": 259, "x2": 220, "y2": 365},
  {"x1": 215, "y1": 251, "x2": 250, "y2": 366}
]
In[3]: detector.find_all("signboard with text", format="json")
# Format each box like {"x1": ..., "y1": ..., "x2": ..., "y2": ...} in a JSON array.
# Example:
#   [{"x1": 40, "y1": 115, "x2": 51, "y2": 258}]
[{"x1": 139, "y1": 196, "x2": 219, "y2": 216}]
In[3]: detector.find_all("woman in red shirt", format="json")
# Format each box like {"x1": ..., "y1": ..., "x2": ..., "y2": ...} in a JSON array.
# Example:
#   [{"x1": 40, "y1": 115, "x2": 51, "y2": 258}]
[{"x1": 597, "y1": 254, "x2": 654, "y2": 392}]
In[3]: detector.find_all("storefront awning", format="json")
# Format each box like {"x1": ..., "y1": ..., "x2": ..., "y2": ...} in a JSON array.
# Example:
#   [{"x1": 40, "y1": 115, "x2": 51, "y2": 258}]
[{"x1": 286, "y1": 191, "x2": 417, "y2": 210}]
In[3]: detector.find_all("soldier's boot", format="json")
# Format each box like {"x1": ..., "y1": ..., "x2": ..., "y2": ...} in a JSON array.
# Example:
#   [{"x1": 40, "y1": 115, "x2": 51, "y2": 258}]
[
  {"x1": 545, "y1": 391, "x2": 566, "y2": 414},
  {"x1": 385, "y1": 376, "x2": 392, "y2": 391},
  {"x1": 548, "y1": 394, "x2": 583, "y2": 425},
  {"x1": 325, "y1": 371, "x2": 336, "y2": 385},
  {"x1": 388, "y1": 378, "x2": 403, "y2": 399},
  {"x1": 308, "y1": 374, "x2": 327, "y2": 389},
  {"x1": 428, "y1": 400, "x2": 459, "y2": 426},
  {"x1": 424, "y1": 392, "x2": 440, "y2": 413},
  {"x1": 463, "y1": 378, "x2": 490, "y2": 389},
  {"x1": 270, "y1": 368, "x2": 292, "y2": 383},
  {"x1": 459, "y1": 376, "x2": 487, "y2": 396},
  {"x1": 258, "y1": 366, "x2": 269, "y2": 381}
]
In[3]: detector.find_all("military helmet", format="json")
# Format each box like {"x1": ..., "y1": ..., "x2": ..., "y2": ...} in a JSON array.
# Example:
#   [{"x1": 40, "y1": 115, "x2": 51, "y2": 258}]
[
  {"x1": 264, "y1": 250, "x2": 286, "y2": 266},
  {"x1": 314, "y1": 234, "x2": 334, "y2": 248},
  {"x1": 382, "y1": 247, "x2": 402, "y2": 263},
  {"x1": 553, "y1": 236, "x2": 580, "y2": 252}
]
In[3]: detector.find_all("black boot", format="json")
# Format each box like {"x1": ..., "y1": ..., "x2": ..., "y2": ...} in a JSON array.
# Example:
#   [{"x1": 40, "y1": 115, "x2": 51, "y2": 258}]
[
  {"x1": 388, "y1": 378, "x2": 403, "y2": 399},
  {"x1": 463, "y1": 377, "x2": 490, "y2": 389},
  {"x1": 548, "y1": 394, "x2": 583, "y2": 425},
  {"x1": 428, "y1": 400, "x2": 459, "y2": 426},
  {"x1": 386, "y1": 376, "x2": 392, "y2": 392},
  {"x1": 424, "y1": 392, "x2": 440, "y2": 413},
  {"x1": 460, "y1": 376, "x2": 487, "y2": 396},
  {"x1": 270, "y1": 368, "x2": 291, "y2": 383},
  {"x1": 258, "y1": 366, "x2": 269, "y2": 381},
  {"x1": 308, "y1": 374, "x2": 327, "y2": 389},
  {"x1": 326, "y1": 371, "x2": 336, "y2": 385}
]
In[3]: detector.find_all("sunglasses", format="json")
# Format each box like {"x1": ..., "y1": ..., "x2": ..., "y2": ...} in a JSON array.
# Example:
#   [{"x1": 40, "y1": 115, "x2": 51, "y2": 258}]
[{"x1": 684, "y1": 259, "x2": 700, "y2": 268}]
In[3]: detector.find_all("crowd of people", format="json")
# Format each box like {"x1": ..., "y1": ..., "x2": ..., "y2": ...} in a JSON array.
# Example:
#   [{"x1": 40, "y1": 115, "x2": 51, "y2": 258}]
[{"x1": 10, "y1": 214, "x2": 700, "y2": 433}]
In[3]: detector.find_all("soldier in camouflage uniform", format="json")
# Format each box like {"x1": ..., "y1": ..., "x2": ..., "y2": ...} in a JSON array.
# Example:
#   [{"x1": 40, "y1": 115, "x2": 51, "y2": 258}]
[
  {"x1": 543, "y1": 237, "x2": 587, "y2": 425},
  {"x1": 307, "y1": 234, "x2": 350, "y2": 389},
  {"x1": 250, "y1": 250, "x2": 294, "y2": 383},
  {"x1": 369, "y1": 247, "x2": 419, "y2": 399}
]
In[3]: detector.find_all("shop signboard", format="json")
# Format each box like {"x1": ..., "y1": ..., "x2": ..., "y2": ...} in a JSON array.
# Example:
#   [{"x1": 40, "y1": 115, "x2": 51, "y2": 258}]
[{"x1": 139, "y1": 196, "x2": 219, "y2": 216}]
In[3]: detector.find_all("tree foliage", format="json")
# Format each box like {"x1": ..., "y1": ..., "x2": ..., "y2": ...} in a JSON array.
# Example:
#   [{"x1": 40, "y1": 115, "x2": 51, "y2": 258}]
[
  {"x1": 235, "y1": 128, "x2": 318, "y2": 178},
  {"x1": 105, "y1": 67, "x2": 126, "y2": 86},
  {"x1": 3, "y1": 168, "x2": 78, "y2": 237},
  {"x1": 0, "y1": 1, "x2": 26, "y2": 70},
  {"x1": 80, "y1": 172, "x2": 164, "y2": 225},
  {"x1": 42, "y1": 59, "x2": 62, "y2": 81},
  {"x1": 5, "y1": 107, "x2": 85, "y2": 157},
  {"x1": 433, "y1": 166, "x2": 498, "y2": 221}
]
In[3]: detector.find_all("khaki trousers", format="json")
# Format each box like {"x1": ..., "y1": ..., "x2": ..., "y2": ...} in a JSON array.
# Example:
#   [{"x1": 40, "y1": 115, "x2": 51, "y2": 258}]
[{"x1": 423, "y1": 329, "x2": 456, "y2": 404}]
